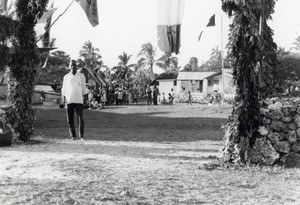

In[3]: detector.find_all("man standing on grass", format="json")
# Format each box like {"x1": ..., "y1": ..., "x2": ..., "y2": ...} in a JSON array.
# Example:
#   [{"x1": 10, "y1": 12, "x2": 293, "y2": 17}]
[{"x1": 61, "y1": 60, "x2": 88, "y2": 140}]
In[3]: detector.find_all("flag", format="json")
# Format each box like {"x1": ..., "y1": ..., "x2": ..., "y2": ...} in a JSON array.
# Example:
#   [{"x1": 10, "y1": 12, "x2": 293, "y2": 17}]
[
  {"x1": 42, "y1": 3, "x2": 55, "y2": 47},
  {"x1": 37, "y1": 7, "x2": 57, "y2": 24},
  {"x1": 157, "y1": 0, "x2": 185, "y2": 54},
  {"x1": 198, "y1": 14, "x2": 216, "y2": 41},
  {"x1": 76, "y1": 0, "x2": 99, "y2": 27}
]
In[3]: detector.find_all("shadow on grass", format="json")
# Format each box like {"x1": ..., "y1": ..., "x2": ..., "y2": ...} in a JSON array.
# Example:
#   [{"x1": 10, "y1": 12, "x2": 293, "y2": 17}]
[{"x1": 34, "y1": 107, "x2": 227, "y2": 142}]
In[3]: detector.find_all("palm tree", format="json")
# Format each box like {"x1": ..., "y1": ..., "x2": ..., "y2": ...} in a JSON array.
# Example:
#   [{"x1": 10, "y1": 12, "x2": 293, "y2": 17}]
[
  {"x1": 189, "y1": 57, "x2": 199, "y2": 71},
  {"x1": 79, "y1": 41, "x2": 102, "y2": 70},
  {"x1": 137, "y1": 43, "x2": 156, "y2": 79},
  {"x1": 182, "y1": 57, "x2": 199, "y2": 71},
  {"x1": 156, "y1": 53, "x2": 180, "y2": 73},
  {"x1": 78, "y1": 41, "x2": 105, "y2": 85},
  {"x1": 292, "y1": 35, "x2": 300, "y2": 52},
  {"x1": 112, "y1": 52, "x2": 135, "y2": 88}
]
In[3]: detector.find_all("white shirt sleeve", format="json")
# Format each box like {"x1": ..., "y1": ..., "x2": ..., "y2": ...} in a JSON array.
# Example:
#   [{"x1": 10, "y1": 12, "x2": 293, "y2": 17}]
[
  {"x1": 61, "y1": 75, "x2": 66, "y2": 96},
  {"x1": 82, "y1": 75, "x2": 87, "y2": 95}
]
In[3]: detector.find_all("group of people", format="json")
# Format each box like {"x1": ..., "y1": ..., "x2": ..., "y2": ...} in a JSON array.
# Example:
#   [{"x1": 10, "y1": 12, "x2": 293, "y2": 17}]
[
  {"x1": 87, "y1": 84, "x2": 140, "y2": 109},
  {"x1": 146, "y1": 85, "x2": 175, "y2": 105},
  {"x1": 87, "y1": 86, "x2": 107, "y2": 110}
]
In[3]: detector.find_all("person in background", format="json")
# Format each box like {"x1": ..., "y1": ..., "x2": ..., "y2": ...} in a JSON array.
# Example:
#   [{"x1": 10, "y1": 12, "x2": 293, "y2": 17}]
[
  {"x1": 187, "y1": 91, "x2": 192, "y2": 105},
  {"x1": 89, "y1": 97, "x2": 101, "y2": 109},
  {"x1": 133, "y1": 93, "x2": 138, "y2": 104},
  {"x1": 213, "y1": 82, "x2": 219, "y2": 93},
  {"x1": 40, "y1": 91, "x2": 45, "y2": 104},
  {"x1": 88, "y1": 87, "x2": 94, "y2": 105},
  {"x1": 153, "y1": 85, "x2": 160, "y2": 105},
  {"x1": 168, "y1": 93, "x2": 174, "y2": 105},
  {"x1": 101, "y1": 86, "x2": 107, "y2": 107},
  {"x1": 161, "y1": 92, "x2": 166, "y2": 104},
  {"x1": 61, "y1": 60, "x2": 88, "y2": 140},
  {"x1": 171, "y1": 88, "x2": 175, "y2": 104},
  {"x1": 146, "y1": 85, "x2": 152, "y2": 105},
  {"x1": 117, "y1": 87, "x2": 123, "y2": 105}
]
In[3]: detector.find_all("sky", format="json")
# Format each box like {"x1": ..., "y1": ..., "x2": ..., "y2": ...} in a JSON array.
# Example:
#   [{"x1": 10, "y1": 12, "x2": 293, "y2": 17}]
[{"x1": 36, "y1": 0, "x2": 300, "y2": 71}]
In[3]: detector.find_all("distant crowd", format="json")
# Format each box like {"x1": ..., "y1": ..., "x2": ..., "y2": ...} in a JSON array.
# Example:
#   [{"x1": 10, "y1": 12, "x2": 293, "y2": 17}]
[
  {"x1": 86, "y1": 84, "x2": 139, "y2": 109},
  {"x1": 86, "y1": 84, "x2": 180, "y2": 109}
]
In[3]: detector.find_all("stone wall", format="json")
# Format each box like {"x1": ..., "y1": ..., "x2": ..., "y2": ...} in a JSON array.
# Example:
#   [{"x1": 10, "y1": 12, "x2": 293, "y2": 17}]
[
  {"x1": 0, "y1": 105, "x2": 19, "y2": 146},
  {"x1": 249, "y1": 97, "x2": 300, "y2": 167}
]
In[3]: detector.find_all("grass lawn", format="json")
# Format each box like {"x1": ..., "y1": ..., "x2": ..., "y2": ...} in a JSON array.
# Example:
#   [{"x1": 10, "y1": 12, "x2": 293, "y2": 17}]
[{"x1": 0, "y1": 103, "x2": 299, "y2": 204}]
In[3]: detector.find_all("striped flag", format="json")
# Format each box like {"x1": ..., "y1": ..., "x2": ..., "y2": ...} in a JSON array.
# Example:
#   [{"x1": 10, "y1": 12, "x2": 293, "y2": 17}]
[
  {"x1": 157, "y1": 0, "x2": 185, "y2": 54},
  {"x1": 198, "y1": 14, "x2": 216, "y2": 41},
  {"x1": 76, "y1": 0, "x2": 99, "y2": 27}
]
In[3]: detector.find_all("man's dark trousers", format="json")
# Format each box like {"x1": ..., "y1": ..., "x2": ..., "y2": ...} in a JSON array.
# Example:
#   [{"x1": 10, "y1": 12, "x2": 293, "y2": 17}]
[{"x1": 66, "y1": 103, "x2": 84, "y2": 139}]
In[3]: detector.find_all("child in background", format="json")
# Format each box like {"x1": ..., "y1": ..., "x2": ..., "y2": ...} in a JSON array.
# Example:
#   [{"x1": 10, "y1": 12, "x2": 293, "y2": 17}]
[
  {"x1": 90, "y1": 98, "x2": 101, "y2": 109},
  {"x1": 161, "y1": 92, "x2": 166, "y2": 104},
  {"x1": 168, "y1": 93, "x2": 174, "y2": 105}
]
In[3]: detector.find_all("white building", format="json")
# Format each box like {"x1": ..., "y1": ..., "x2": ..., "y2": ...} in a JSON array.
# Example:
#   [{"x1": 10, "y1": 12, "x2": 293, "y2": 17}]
[{"x1": 155, "y1": 69, "x2": 235, "y2": 102}]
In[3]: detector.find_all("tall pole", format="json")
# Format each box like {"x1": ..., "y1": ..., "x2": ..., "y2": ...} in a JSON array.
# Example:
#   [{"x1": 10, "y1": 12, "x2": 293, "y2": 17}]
[
  {"x1": 258, "y1": 0, "x2": 265, "y2": 98},
  {"x1": 221, "y1": 14, "x2": 225, "y2": 104}
]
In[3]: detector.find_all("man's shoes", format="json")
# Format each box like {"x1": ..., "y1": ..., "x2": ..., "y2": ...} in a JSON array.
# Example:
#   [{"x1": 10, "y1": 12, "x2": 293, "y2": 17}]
[
  {"x1": 80, "y1": 138, "x2": 84, "y2": 141},
  {"x1": 70, "y1": 137, "x2": 76, "y2": 140}
]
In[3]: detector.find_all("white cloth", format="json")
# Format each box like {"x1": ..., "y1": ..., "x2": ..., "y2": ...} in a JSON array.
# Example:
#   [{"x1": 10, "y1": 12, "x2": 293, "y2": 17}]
[
  {"x1": 157, "y1": 0, "x2": 185, "y2": 25},
  {"x1": 62, "y1": 71, "x2": 87, "y2": 104}
]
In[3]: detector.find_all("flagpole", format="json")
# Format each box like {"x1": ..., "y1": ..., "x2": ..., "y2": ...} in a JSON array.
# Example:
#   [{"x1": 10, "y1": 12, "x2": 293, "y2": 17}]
[
  {"x1": 258, "y1": 0, "x2": 265, "y2": 99},
  {"x1": 36, "y1": 0, "x2": 76, "y2": 43},
  {"x1": 221, "y1": 14, "x2": 225, "y2": 104}
]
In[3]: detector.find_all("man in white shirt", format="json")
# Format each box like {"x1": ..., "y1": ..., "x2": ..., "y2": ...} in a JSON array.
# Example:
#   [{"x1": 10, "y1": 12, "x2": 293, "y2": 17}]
[{"x1": 61, "y1": 60, "x2": 87, "y2": 140}]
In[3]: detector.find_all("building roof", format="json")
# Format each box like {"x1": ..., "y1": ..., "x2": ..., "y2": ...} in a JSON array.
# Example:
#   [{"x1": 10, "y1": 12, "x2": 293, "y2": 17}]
[
  {"x1": 204, "y1": 69, "x2": 233, "y2": 79},
  {"x1": 34, "y1": 85, "x2": 55, "y2": 93},
  {"x1": 177, "y1": 72, "x2": 216, "y2": 80},
  {"x1": 156, "y1": 72, "x2": 178, "y2": 80}
]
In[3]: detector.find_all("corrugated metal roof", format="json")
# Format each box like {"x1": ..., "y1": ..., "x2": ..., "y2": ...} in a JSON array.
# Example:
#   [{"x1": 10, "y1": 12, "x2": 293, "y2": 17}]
[
  {"x1": 204, "y1": 69, "x2": 233, "y2": 79},
  {"x1": 177, "y1": 72, "x2": 216, "y2": 80}
]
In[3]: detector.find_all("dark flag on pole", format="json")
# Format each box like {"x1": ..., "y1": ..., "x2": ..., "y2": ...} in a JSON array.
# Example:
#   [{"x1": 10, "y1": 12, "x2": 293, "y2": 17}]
[{"x1": 198, "y1": 14, "x2": 216, "y2": 41}]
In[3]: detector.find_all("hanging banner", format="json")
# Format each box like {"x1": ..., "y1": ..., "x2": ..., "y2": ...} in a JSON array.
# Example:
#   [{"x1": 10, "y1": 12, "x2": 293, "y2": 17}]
[{"x1": 157, "y1": 0, "x2": 185, "y2": 54}]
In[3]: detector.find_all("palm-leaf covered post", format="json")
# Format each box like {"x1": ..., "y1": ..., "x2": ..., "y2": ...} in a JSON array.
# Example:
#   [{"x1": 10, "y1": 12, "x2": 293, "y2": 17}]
[
  {"x1": 221, "y1": 0, "x2": 278, "y2": 164},
  {"x1": 2, "y1": 0, "x2": 48, "y2": 142}
]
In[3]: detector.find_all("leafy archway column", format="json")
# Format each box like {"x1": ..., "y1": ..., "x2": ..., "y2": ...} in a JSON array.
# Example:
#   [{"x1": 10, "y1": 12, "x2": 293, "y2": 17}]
[
  {"x1": 221, "y1": 0, "x2": 277, "y2": 164},
  {"x1": 7, "y1": 0, "x2": 48, "y2": 142}
]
